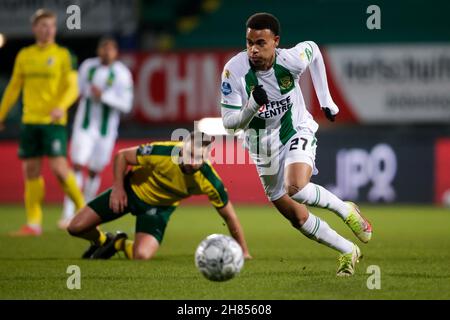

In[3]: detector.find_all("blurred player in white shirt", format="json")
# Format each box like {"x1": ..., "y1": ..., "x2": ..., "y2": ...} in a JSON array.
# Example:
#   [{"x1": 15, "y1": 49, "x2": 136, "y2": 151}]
[{"x1": 59, "y1": 37, "x2": 133, "y2": 228}]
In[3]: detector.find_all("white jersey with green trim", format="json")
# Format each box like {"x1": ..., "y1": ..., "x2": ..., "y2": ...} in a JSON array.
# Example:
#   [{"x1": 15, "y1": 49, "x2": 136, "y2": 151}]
[
  {"x1": 73, "y1": 57, "x2": 133, "y2": 138},
  {"x1": 220, "y1": 41, "x2": 338, "y2": 158}
]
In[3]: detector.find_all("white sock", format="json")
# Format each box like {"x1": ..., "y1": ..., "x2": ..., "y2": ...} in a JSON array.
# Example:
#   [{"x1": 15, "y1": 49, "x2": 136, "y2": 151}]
[
  {"x1": 61, "y1": 170, "x2": 83, "y2": 220},
  {"x1": 27, "y1": 223, "x2": 42, "y2": 231},
  {"x1": 84, "y1": 175, "x2": 101, "y2": 203},
  {"x1": 291, "y1": 182, "x2": 350, "y2": 220},
  {"x1": 299, "y1": 212, "x2": 354, "y2": 254},
  {"x1": 62, "y1": 196, "x2": 75, "y2": 220}
]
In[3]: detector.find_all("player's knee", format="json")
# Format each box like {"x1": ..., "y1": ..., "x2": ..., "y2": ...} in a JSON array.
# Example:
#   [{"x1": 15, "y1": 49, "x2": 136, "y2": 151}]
[
  {"x1": 67, "y1": 222, "x2": 82, "y2": 236},
  {"x1": 286, "y1": 181, "x2": 309, "y2": 198},
  {"x1": 289, "y1": 212, "x2": 308, "y2": 229},
  {"x1": 133, "y1": 248, "x2": 154, "y2": 260},
  {"x1": 49, "y1": 158, "x2": 69, "y2": 180},
  {"x1": 298, "y1": 214, "x2": 309, "y2": 226},
  {"x1": 67, "y1": 219, "x2": 85, "y2": 237},
  {"x1": 24, "y1": 163, "x2": 41, "y2": 179}
]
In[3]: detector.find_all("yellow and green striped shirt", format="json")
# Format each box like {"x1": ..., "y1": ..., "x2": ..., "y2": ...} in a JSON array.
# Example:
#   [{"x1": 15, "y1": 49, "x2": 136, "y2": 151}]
[
  {"x1": 0, "y1": 43, "x2": 78, "y2": 125},
  {"x1": 130, "y1": 141, "x2": 229, "y2": 208}
]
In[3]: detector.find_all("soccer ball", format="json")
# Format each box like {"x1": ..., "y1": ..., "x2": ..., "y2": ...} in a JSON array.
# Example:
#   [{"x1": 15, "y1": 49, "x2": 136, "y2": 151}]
[{"x1": 195, "y1": 234, "x2": 244, "y2": 282}]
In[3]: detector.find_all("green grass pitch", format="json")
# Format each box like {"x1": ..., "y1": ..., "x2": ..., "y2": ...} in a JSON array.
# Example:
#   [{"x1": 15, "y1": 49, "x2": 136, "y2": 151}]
[{"x1": 0, "y1": 204, "x2": 449, "y2": 299}]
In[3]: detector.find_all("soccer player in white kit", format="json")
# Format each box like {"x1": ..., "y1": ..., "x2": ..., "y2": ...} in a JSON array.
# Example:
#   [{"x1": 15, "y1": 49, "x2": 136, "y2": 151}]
[
  {"x1": 59, "y1": 37, "x2": 133, "y2": 229},
  {"x1": 220, "y1": 13, "x2": 372, "y2": 276}
]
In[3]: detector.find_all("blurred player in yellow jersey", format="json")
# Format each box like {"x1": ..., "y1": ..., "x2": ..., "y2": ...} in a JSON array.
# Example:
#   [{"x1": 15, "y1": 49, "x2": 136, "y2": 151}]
[
  {"x1": 0, "y1": 9, "x2": 85, "y2": 236},
  {"x1": 67, "y1": 132, "x2": 251, "y2": 260}
]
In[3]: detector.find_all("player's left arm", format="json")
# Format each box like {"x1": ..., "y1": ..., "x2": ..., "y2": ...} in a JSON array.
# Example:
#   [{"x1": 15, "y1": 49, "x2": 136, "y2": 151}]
[
  {"x1": 295, "y1": 41, "x2": 339, "y2": 121},
  {"x1": 216, "y1": 201, "x2": 252, "y2": 259},
  {"x1": 306, "y1": 41, "x2": 339, "y2": 121},
  {"x1": 100, "y1": 67, "x2": 134, "y2": 113},
  {"x1": 54, "y1": 49, "x2": 79, "y2": 114},
  {"x1": 203, "y1": 163, "x2": 252, "y2": 259}
]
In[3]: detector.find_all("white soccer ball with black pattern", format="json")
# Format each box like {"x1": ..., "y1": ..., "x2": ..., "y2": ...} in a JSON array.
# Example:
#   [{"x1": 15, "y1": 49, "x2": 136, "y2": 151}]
[{"x1": 195, "y1": 234, "x2": 244, "y2": 282}]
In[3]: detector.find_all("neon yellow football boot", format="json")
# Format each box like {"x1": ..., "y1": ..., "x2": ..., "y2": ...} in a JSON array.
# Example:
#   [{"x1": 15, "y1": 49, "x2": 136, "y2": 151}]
[
  {"x1": 344, "y1": 202, "x2": 372, "y2": 243},
  {"x1": 336, "y1": 244, "x2": 362, "y2": 277}
]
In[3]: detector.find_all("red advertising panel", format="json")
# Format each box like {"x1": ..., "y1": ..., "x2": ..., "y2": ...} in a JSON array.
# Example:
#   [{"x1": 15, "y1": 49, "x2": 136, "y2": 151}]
[
  {"x1": 434, "y1": 138, "x2": 450, "y2": 204},
  {"x1": 121, "y1": 51, "x2": 238, "y2": 123},
  {"x1": 0, "y1": 139, "x2": 268, "y2": 205}
]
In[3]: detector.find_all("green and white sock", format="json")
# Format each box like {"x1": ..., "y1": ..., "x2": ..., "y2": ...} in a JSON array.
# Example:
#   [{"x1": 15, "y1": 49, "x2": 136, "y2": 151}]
[
  {"x1": 291, "y1": 183, "x2": 350, "y2": 220},
  {"x1": 299, "y1": 212, "x2": 353, "y2": 254}
]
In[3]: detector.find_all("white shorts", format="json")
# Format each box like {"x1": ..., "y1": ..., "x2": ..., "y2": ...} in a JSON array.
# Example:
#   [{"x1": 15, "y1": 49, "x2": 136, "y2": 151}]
[
  {"x1": 70, "y1": 128, "x2": 117, "y2": 173},
  {"x1": 255, "y1": 129, "x2": 318, "y2": 202}
]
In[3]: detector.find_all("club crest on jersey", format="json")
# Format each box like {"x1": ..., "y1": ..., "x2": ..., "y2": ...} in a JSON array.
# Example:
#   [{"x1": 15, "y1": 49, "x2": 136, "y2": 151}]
[
  {"x1": 139, "y1": 145, "x2": 153, "y2": 155},
  {"x1": 47, "y1": 57, "x2": 55, "y2": 66},
  {"x1": 305, "y1": 47, "x2": 313, "y2": 62},
  {"x1": 280, "y1": 76, "x2": 292, "y2": 90},
  {"x1": 221, "y1": 82, "x2": 232, "y2": 96},
  {"x1": 223, "y1": 69, "x2": 231, "y2": 79}
]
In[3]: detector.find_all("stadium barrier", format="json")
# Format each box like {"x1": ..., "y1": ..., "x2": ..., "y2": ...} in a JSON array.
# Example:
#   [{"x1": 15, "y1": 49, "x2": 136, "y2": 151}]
[
  {"x1": 0, "y1": 139, "x2": 268, "y2": 205},
  {"x1": 0, "y1": 127, "x2": 449, "y2": 205}
]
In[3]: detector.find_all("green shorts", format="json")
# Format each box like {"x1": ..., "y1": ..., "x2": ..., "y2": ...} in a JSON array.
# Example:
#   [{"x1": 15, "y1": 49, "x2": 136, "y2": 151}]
[
  {"x1": 87, "y1": 181, "x2": 176, "y2": 243},
  {"x1": 19, "y1": 124, "x2": 67, "y2": 158}
]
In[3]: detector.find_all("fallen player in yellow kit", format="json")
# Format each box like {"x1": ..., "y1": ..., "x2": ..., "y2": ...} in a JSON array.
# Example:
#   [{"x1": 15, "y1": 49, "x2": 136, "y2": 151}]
[{"x1": 68, "y1": 132, "x2": 252, "y2": 260}]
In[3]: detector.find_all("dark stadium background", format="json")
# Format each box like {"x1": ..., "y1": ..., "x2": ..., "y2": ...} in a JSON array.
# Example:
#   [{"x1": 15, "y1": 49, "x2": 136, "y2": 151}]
[{"x1": 1, "y1": 0, "x2": 450, "y2": 206}]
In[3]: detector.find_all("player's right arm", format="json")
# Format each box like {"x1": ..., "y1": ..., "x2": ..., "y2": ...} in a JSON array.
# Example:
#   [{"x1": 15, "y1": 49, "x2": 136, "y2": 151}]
[
  {"x1": 77, "y1": 59, "x2": 91, "y2": 97},
  {"x1": 220, "y1": 66, "x2": 268, "y2": 131},
  {"x1": 0, "y1": 50, "x2": 24, "y2": 129},
  {"x1": 110, "y1": 146, "x2": 139, "y2": 213},
  {"x1": 110, "y1": 143, "x2": 155, "y2": 213}
]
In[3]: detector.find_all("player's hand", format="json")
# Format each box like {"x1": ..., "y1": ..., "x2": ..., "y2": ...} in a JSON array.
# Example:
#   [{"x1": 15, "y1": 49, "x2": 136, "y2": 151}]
[
  {"x1": 244, "y1": 253, "x2": 253, "y2": 260},
  {"x1": 252, "y1": 85, "x2": 269, "y2": 106},
  {"x1": 110, "y1": 185, "x2": 128, "y2": 214},
  {"x1": 0, "y1": 122, "x2": 5, "y2": 131},
  {"x1": 50, "y1": 108, "x2": 65, "y2": 122},
  {"x1": 322, "y1": 107, "x2": 337, "y2": 122},
  {"x1": 91, "y1": 85, "x2": 102, "y2": 101}
]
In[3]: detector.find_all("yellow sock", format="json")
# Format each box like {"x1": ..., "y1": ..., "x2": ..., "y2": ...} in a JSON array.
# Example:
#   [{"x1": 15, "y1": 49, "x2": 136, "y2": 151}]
[
  {"x1": 114, "y1": 238, "x2": 125, "y2": 251},
  {"x1": 124, "y1": 240, "x2": 134, "y2": 259},
  {"x1": 24, "y1": 177, "x2": 45, "y2": 226},
  {"x1": 96, "y1": 230, "x2": 107, "y2": 246},
  {"x1": 61, "y1": 171, "x2": 85, "y2": 210},
  {"x1": 114, "y1": 238, "x2": 134, "y2": 259}
]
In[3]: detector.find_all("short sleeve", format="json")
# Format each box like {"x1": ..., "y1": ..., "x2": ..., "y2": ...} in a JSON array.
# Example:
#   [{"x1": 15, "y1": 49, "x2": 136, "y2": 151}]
[
  {"x1": 136, "y1": 143, "x2": 155, "y2": 167},
  {"x1": 199, "y1": 163, "x2": 229, "y2": 208},
  {"x1": 136, "y1": 142, "x2": 180, "y2": 166},
  {"x1": 220, "y1": 65, "x2": 243, "y2": 108}
]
